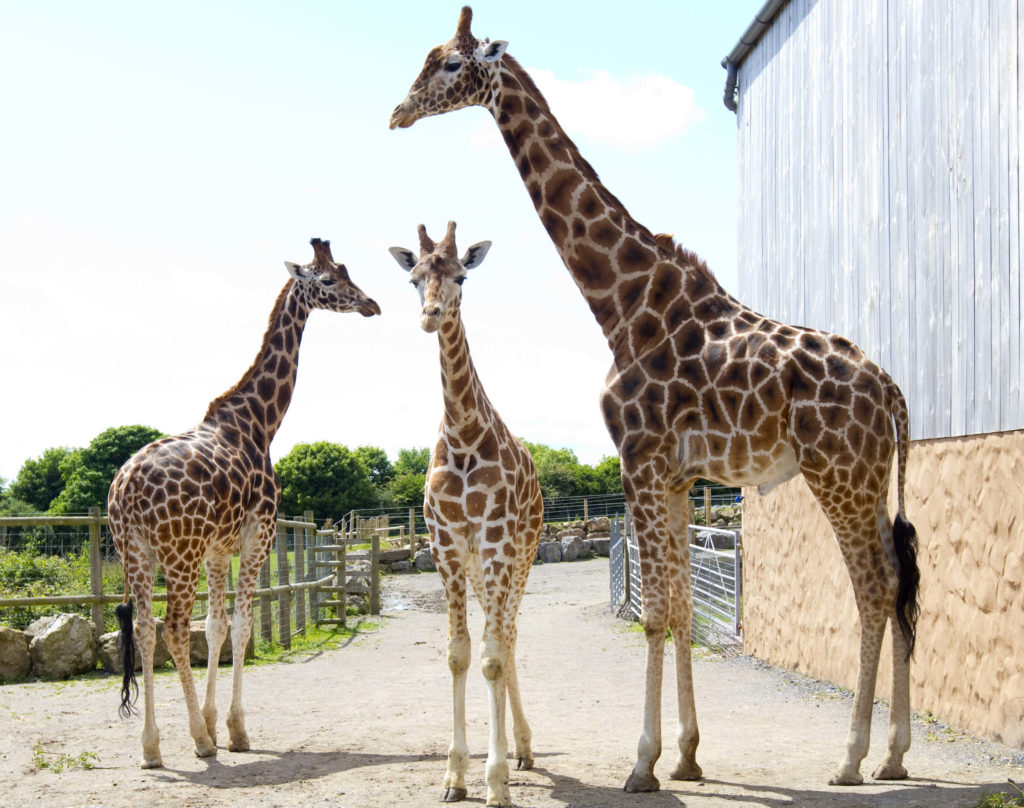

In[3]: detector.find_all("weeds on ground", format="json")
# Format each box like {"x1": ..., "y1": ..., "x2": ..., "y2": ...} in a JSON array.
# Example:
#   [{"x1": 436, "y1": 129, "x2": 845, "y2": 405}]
[
  {"x1": 250, "y1": 619, "x2": 378, "y2": 665},
  {"x1": 31, "y1": 742, "x2": 99, "y2": 773},
  {"x1": 974, "y1": 780, "x2": 1024, "y2": 807}
]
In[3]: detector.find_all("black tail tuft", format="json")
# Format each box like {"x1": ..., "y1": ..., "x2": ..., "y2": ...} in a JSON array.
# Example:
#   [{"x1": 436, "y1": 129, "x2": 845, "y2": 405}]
[
  {"x1": 892, "y1": 513, "x2": 921, "y2": 660},
  {"x1": 115, "y1": 601, "x2": 139, "y2": 718}
]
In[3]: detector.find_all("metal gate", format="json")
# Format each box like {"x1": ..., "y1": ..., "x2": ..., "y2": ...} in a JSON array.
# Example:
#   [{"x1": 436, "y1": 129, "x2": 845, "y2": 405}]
[{"x1": 609, "y1": 514, "x2": 743, "y2": 654}]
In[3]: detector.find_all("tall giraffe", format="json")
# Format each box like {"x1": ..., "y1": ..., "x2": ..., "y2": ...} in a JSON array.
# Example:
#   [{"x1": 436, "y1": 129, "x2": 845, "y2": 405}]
[
  {"x1": 108, "y1": 239, "x2": 380, "y2": 768},
  {"x1": 388, "y1": 221, "x2": 544, "y2": 806},
  {"x1": 390, "y1": 7, "x2": 920, "y2": 790}
]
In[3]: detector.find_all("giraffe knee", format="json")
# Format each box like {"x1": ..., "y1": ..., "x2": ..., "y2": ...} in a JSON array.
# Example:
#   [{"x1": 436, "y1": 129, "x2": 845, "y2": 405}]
[{"x1": 481, "y1": 656, "x2": 503, "y2": 681}]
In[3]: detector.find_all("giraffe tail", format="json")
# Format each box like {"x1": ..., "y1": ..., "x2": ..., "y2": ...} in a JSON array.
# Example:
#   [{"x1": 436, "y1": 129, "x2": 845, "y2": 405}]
[
  {"x1": 115, "y1": 592, "x2": 139, "y2": 719},
  {"x1": 888, "y1": 379, "x2": 920, "y2": 660}
]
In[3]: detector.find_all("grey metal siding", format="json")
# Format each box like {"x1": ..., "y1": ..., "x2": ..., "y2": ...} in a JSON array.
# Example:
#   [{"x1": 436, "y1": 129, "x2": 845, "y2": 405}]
[{"x1": 734, "y1": 0, "x2": 1022, "y2": 440}]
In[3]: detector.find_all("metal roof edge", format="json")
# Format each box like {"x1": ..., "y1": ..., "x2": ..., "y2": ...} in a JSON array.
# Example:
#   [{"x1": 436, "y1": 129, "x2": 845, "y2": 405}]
[{"x1": 721, "y1": 0, "x2": 791, "y2": 112}]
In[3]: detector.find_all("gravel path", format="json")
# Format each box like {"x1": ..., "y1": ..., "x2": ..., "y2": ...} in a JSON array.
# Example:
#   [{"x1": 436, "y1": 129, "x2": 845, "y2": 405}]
[{"x1": 0, "y1": 559, "x2": 1020, "y2": 807}]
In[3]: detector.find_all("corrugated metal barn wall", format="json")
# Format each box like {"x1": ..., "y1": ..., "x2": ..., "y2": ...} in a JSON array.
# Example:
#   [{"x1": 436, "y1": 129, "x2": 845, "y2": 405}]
[{"x1": 734, "y1": 0, "x2": 1021, "y2": 440}]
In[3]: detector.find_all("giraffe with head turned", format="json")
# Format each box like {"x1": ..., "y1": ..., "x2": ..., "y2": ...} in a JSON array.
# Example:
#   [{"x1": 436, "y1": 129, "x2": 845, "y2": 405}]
[
  {"x1": 390, "y1": 7, "x2": 920, "y2": 791},
  {"x1": 389, "y1": 221, "x2": 544, "y2": 807},
  {"x1": 108, "y1": 239, "x2": 380, "y2": 768}
]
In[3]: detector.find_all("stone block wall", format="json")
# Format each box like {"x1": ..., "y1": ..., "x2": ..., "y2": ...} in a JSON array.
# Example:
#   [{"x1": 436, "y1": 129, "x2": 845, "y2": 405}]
[{"x1": 741, "y1": 429, "x2": 1023, "y2": 748}]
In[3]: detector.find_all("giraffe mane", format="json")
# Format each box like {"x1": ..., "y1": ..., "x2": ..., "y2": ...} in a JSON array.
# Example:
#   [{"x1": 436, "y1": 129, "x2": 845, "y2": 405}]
[{"x1": 204, "y1": 279, "x2": 295, "y2": 421}]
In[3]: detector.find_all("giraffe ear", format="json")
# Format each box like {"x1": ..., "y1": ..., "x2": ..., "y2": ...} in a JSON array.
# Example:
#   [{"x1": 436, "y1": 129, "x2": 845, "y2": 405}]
[
  {"x1": 461, "y1": 240, "x2": 491, "y2": 270},
  {"x1": 285, "y1": 261, "x2": 308, "y2": 280},
  {"x1": 478, "y1": 40, "x2": 508, "y2": 63},
  {"x1": 388, "y1": 247, "x2": 417, "y2": 271}
]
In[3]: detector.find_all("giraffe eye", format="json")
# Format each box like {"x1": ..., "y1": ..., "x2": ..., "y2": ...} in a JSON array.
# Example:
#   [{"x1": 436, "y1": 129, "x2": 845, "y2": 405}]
[
  {"x1": 320, "y1": 278, "x2": 335, "y2": 287},
  {"x1": 444, "y1": 61, "x2": 461, "y2": 73},
  {"x1": 454, "y1": 277, "x2": 465, "y2": 285}
]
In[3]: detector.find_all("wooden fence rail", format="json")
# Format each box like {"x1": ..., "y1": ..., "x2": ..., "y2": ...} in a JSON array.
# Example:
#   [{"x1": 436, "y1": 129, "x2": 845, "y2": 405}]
[{"x1": 0, "y1": 509, "x2": 380, "y2": 647}]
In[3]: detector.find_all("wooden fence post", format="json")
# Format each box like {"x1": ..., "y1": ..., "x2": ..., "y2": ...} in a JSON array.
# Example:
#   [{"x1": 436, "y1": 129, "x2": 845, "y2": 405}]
[
  {"x1": 408, "y1": 507, "x2": 416, "y2": 554},
  {"x1": 370, "y1": 533, "x2": 380, "y2": 615},
  {"x1": 295, "y1": 510, "x2": 311, "y2": 637},
  {"x1": 88, "y1": 507, "x2": 104, "y2": 635},
  {"x1": 259, "y1": 556, "x2": 272, "y2": 644},
  {"x1": 704, "y1": 486, "x2": 712, "y2": 526},
  {"x1": 276, "y1": 524, "x2": 291, "y2": 650}
]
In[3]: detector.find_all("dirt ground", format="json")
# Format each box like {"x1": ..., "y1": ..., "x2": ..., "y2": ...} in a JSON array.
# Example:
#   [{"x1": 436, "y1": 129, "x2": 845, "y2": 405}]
[{"x1": 1, "y1": 559, "x2": 1021, "y2": 808}]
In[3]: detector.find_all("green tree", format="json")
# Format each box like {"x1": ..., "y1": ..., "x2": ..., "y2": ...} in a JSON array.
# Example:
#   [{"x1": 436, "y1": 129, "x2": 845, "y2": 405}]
[
  {"x1": 8, "y1": 447, "x2": 75, "y2": 512},
  {"x1": 353, "y1": 446, "x2": 394, "y2": 488},
  {"x1": 51, "y1": 425, "x2": 164, "y2": 514},
  {"x1": 592, "y1": 455, "x2": 624, "y2": 494},
  {"x1": 386, "y1": 447, "x2": 431, "y2": 510},
  {"x1": 522, "y1": 442, "x2": 584, "y2": 499},
  {"x1": 394, "y1": 447, "x2": 430, "y2": 476},
  {"x1": 274, "y1": 441, "x2": 376, "y2": 520}
]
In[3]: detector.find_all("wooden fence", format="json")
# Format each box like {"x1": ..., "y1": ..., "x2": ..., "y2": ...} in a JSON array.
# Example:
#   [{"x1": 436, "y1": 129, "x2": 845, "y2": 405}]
[{"x1": 0, "y1": 509, "x2": 381, "y2": 649}]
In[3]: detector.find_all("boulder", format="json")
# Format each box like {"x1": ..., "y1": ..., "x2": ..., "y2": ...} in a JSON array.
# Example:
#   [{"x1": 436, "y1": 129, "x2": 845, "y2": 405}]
[
  {"x1": 28, "y1": 614, "x2": 98, "y2": 679},
  {"x1": 97, "y1": 619, "x2": 170, "y2": 674},
  {"x1": 345, "y1": 573, "x2": 371, "y2": 595},
  {"x1": 388, "y1": 560, "x2": 413, "y2": 573},
  {"x1": 0, "y1": 626, "x2": 31, "y2": 681},
  {"x1": 348, "y1": 595, "x2": 370, "y2": 614},
  {"x1": 414, "y1": 548, "x2": 436, "y2": 571},
  {"x1": 536, "y1": 542, "x2": 562, "y2": 564},
  {"x1": 380, "y1": 548, "x2": 411, "y2": 563},
  {"x1": 560, "y1": 535, "x2": 587, "y2": 562},
  {"x1": 556, "y1": 527, "x2": 586, "y2": 541},
  {"x1": 589, "y1": 537, "x2": 611, "y2": 557},
  {"x1": 188, "y1": 620, "x2": 233, "y2": 667},
  {"x1": 23, "y1": 615, "x2": 58, "y2": 644},
  {"x1": 586, "y1": 517, "x2": 611, "y2": 534}
]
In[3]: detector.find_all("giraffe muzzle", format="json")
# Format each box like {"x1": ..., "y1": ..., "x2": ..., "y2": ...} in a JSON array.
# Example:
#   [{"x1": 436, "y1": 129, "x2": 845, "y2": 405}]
[{"x1": 389, "y1": 99, "x2": 419, "y2": 130}]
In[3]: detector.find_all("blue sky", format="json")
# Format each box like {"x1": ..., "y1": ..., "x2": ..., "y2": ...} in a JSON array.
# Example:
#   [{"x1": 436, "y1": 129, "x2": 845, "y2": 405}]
[{"x1": 0, "y1": 1, "x2": 765, "y2": 484}]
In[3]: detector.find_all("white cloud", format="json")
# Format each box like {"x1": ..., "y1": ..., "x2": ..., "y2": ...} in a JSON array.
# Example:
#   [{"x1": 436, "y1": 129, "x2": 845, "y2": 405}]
[{"x1": 529, "y1": 68, "x2": 707, "y2": 150}]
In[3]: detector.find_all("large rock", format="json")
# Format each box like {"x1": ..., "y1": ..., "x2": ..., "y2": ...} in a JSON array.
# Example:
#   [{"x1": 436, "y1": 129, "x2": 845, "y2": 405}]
[
  {"x1": 0, "y1": 626, "x2": 31, "y2": 681},
  {"x1": 414, "y1": 548, "x2": 436, "y2": 571},
  {"x1": 589, "y1": 537, "x2": 611, "y2": 557},
  {"x1": 586, "y1": 517, "x2": 611, "y2": 534},
  {"x1": 23, "y1": 615, "x2": 58, "y2": 644},
  {"x1": 536, "y1": 542, "x2": 562, "y2": 563},
  {"x1": 97, "y1": 619, "x2": 170, "y2": 674},
  {"x1": 556, "y1": 527, "x2": 586, "y2": 541},
  {"x1": 28, "y1": 614, "x2": 98, "y2": 679},
  {"x1": 379, "y1": 548, "x2": 411, "y2": 563},
  {"x1": 561, "y1": 535, "x2": 588, "y2": 562},
  {"x1": 188, "y1": 620, "x2": 233, "y2": 667}
]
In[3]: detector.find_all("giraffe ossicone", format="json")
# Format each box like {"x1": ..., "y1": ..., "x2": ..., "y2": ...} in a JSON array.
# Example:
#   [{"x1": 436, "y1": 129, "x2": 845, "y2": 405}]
[
  {"x1": 108, "y1": 239, "x2": 379, "y2": 769},
  {"x1": 391, "y1": 7, "x2": 920, "y2": 790},
  {"x1": 389, "y1": 221, "x2": 544, "y2": 807}
]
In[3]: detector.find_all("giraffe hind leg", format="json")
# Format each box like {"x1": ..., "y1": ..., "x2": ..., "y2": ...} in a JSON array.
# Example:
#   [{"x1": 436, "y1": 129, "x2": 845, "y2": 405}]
[{"x1": 200, "y1": 556, "x2": 231, "y2": 747}]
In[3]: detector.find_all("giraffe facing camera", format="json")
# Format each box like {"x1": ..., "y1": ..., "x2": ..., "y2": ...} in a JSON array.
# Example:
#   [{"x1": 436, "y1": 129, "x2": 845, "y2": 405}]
[{"x1": 389, "y1": 221, "x2": 544, "y2": 807}]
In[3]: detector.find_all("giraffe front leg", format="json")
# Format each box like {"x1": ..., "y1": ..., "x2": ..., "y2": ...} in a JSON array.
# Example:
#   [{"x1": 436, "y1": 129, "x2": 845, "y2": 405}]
[
  {"x1": 504, "y1": 626, "x2": 533, "y2": 771},
  {"x1": 480, "y1": 631, "x2": 511, "y2": 807},
  {"x1": 624, "y1": 620, "x2": 666, "y2": 793},
  {"x1": 666, "y1": 491, "x2": 701, "y2": 781},
  {"x1": 225, "y1": 603, "x2": 253, "y2": 752},
  {"x1": 441, "y1": 572, "x2": 471, "y2": 803}
]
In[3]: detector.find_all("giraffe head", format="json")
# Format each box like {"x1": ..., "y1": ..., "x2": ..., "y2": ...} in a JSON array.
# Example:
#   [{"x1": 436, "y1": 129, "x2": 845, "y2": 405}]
[
  {"x1": 389, "y1": 6, "x2": 507, "y2": 130},
  {"x1": 388, "y1": 221, "x2": 491, "y2": 333},
  {"x1": 285, "y1": 238, "x2": 381, "y2": 317}
]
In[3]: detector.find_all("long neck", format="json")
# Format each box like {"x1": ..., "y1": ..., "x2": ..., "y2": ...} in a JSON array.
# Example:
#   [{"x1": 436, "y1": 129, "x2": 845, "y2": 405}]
[
  {"x1": 436, "y1": 311, "x2": 493, "y2": 450},
  {"x1": 204, "y1": 280, "x2": 309, "y2": 450},
  {"x1": 487, "y1": 56, "x2": 731, "y2": 358}
]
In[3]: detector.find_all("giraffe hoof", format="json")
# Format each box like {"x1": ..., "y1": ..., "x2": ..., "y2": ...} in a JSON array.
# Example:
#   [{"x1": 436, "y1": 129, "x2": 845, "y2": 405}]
[
  {"x1": 669, "y1": 759, "x2": 703, "y2": 781},
  {"x1": 140, "y1": 756, "x2": 163, "y2": 770},
  {"x1": 442, "y1": 787, "x2": 467, "y2": 802},
  {"x1": 624, "y1": 771, "x2": 660, "y2": 793},
  {"x1": 228, "y1": 735, "x2": 251, "y2": 753},
  {"x1": 872, "y1": 761, "x2": 907, "y2": 780},
  {"x1": 194, "y1": 740, "x2": 217, "y2": 759},
  {"x1": 828, "y1": 770, "x2": 864, "y2": 786},
  {"x1": 516, "y1": 755, "x2": 534, "y2": 771}
]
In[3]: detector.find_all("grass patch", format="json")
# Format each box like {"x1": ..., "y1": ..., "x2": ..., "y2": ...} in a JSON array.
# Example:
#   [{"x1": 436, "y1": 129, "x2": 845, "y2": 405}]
[
  {"x1": 249, "y1": 619, "x2": 380, "y2": 666},
  {"x1": 32, "y1": 741, "x2": 99, "y2": 773}
]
